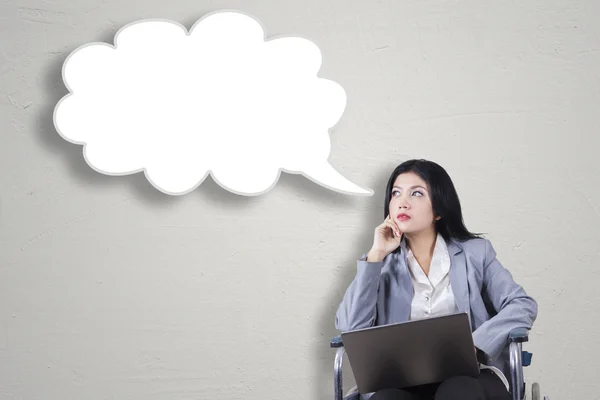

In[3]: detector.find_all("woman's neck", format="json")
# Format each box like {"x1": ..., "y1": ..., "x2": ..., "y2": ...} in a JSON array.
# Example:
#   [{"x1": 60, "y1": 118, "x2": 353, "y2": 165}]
[{"x1": 405, "y1": 229, "x2": 438, "y2": 260}]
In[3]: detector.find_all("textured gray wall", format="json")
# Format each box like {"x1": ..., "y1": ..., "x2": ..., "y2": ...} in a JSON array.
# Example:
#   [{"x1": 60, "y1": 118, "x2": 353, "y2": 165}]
[{"x1": 1, "y1": 0, "x2": 599, "y2": 399}]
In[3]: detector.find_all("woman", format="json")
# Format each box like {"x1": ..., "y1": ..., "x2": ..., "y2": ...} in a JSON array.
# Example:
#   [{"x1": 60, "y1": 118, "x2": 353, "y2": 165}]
[{"x1": 335, "y1": 159, "x2": 538, "y2": 400}]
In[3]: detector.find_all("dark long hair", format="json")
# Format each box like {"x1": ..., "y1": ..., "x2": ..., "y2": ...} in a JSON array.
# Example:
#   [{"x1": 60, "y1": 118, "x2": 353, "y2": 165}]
[{"x1": 384, "y1": 159, "x2": 484, "y2": 248}]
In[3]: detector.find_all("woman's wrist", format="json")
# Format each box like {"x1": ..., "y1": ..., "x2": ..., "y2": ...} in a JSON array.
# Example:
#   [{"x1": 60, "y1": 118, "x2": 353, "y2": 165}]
[{"x1": 367, "y1": 249, "x2": 386, "y2": 262}]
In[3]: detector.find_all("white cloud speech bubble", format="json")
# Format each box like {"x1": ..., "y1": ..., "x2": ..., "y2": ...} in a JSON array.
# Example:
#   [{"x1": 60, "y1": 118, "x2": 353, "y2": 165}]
[{"x1": 53, "y1": 11, "x2": 373, "y2": 196}]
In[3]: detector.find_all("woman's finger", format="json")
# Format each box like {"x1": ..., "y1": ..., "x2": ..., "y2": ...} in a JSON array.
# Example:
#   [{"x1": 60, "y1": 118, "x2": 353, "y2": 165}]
[
  {"x1": 383, "y1": 220, "x2": 400, "y2": 238},
  {"x1": 385, "y1": 215, "x2": 401, "y2": 237}
]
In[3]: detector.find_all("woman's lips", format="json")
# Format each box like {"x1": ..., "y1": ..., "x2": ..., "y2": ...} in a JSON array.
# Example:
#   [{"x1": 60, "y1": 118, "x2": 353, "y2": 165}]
[{"x1": 397, "y1": 214, "x2": 411, "y2": 221}]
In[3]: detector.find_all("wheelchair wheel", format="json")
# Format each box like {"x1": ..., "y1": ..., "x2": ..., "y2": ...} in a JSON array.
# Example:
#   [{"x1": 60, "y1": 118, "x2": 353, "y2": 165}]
[{"x1": 531, "y1": 382, "x2": 540, "y2": 400}]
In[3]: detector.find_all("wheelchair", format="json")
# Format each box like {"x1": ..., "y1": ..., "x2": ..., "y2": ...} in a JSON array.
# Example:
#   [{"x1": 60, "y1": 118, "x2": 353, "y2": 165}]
[{"x1": 330, "y1": 328, "x2": 549, "y2": 400}]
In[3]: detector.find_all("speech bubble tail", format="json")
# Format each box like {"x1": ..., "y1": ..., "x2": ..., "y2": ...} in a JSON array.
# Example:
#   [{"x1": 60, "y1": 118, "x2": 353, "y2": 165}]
[{"x1": 300, "y1": 162, "x2": 374, "y2": 196}]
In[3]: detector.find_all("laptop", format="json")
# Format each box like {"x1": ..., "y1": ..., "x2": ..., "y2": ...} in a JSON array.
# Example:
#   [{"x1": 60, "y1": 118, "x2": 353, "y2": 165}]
[{"x1": 340, "y1": 312, "x2": 480, "y2": 394}]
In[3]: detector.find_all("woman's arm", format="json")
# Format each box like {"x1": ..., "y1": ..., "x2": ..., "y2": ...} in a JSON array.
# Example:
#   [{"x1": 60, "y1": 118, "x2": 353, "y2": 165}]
[
  {"x1": 334, "y1": 254, "x2": 384, "y2": 331},
  {"x1": 472, "y1": 239, "x2": 538, "y2": 360}
]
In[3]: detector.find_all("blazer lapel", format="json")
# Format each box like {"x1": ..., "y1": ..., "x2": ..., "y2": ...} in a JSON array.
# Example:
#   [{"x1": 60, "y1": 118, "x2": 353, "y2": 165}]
[
  {"x1": 393, "y1": 238, "x2": 414, "y2": 322},
  {"x1": 447, "y1": 239, "x2": 470, "y2": 319}
]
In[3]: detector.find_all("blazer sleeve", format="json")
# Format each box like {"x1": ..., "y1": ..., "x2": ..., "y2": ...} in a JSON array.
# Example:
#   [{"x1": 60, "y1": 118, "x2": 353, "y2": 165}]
[
  {"x1": 334, "y1": 254, "x2": 384, "y2": 332},
  {"x1": 472, "y1": 239, "x2": 538, "y2": 360}
]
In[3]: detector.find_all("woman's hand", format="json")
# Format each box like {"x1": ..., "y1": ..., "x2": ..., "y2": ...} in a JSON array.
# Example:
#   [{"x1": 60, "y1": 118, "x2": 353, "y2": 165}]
[{"x1": 367, "y1": 215, "x2": 403, "y2": 262}]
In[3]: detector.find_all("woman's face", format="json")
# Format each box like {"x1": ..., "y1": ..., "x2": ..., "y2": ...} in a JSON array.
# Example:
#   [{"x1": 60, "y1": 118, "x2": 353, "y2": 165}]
[{"x1": 389, "y1": 172, "x2": 439, "y2": 234}]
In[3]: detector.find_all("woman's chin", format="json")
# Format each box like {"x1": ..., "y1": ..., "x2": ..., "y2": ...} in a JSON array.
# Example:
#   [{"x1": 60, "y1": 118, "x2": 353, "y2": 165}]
[{"x1": 401, "y1": 226, "x2": 431, "y2": 236}]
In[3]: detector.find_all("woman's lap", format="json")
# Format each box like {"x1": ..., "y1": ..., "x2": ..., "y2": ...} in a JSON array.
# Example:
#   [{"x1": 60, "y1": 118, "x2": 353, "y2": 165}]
[{"x1": 369, "y1": 370, "x2": 512, "y2": 400}]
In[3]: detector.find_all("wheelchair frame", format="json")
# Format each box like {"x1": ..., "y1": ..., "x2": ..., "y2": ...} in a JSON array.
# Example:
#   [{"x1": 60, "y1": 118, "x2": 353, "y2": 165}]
[{"x1": 330, "y1": 327, "x2": 549, "y2": 400}]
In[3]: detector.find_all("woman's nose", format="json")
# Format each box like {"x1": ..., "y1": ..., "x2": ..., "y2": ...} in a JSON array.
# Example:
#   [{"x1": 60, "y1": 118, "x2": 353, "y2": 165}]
[{"x1": 397, "y1": 199, "x2": 410, "y2": 209}]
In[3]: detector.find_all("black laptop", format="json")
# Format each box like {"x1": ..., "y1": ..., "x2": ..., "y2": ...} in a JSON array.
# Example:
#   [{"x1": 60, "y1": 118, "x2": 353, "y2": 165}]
[{"x1": 340, "y1": 312, "x2": 480, "y2": 394}]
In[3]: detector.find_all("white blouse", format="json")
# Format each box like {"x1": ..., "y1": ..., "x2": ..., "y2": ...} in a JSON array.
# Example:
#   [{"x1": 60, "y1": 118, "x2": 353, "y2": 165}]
[
  {"x1": 406, "y1": 233, "x2": 457, "y2": 320},
  {"x1": 405, "y1": 233, "x2": 510, "y2": 391}
]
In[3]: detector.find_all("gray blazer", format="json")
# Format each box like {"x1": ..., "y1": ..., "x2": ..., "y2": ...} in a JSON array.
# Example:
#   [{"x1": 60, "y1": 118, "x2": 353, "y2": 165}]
[{"x1": 335, "y1": 236, "x2": 538, "y2": 386}]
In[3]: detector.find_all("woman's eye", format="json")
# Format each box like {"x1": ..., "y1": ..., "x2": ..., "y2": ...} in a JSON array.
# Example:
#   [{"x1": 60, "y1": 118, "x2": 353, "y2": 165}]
[{"x1": 412, "y1": 191, "x2": 423, "y2": 196}]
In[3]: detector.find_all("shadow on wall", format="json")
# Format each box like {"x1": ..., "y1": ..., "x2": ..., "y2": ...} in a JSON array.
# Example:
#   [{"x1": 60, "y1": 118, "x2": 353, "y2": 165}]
[{"x1": 313, "y1": 164, "x2": 398, "y2": 400}]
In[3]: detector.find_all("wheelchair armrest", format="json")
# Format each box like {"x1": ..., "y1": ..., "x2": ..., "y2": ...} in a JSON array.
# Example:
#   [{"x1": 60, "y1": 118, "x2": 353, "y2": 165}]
[
  {"x1": 508, "y1": 327, "x2": 529, "y2": 343},
  {"x1": 330, "y1": 335, "x2": 344, "y2": 348},
  {"x1": 522, "y1": 351, "x2": 533, "y2": 366}
]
